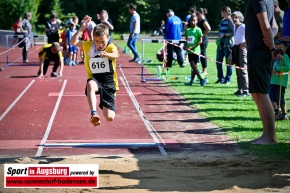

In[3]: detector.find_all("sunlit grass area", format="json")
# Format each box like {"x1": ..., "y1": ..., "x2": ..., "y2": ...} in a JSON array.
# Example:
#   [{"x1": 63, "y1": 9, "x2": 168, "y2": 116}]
[{"x1": 116, "y1": 40, "x2": 290, "y2": 159}]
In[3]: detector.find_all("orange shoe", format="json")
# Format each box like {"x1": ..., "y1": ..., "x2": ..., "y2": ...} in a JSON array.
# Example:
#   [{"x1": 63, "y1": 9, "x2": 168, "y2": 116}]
[{"x1": 90, "y1": 114, "x2": 101, "y2": 126}]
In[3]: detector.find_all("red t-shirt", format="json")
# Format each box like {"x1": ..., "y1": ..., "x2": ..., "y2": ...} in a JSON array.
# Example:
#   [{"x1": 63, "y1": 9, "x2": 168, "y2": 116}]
[{"x1": 12, "y1": 22, "x2": 21, "y2": 31}]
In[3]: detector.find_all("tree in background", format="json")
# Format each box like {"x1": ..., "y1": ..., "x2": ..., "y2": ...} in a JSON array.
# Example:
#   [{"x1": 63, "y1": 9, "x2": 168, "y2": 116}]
[
  {"x1": 1, "y1": 0, "x2": 287, "y2": 34},
  {"x1": 0, "y1": 0, "x2": 41, "y2": 32}
]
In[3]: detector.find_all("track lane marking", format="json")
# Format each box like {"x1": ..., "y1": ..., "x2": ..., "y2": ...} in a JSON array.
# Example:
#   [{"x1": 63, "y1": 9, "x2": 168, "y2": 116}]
[
  {"x1": 35, "y1": 79, "x2": 67, "y2": 157},
  {"x1": 0, "y1": 80, "x2": 35, "y2": 121}
]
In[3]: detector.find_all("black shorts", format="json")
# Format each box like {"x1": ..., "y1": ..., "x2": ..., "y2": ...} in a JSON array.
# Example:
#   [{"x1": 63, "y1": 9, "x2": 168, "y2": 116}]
[
  {"x1": 247, "y1": 50, "x2": 273, "y2": 94},
  {"x1": 269, "y1": 84, "x2": 286, "y2": 105},
  {"x1": 188, "y1": 53, "x2": 199, "y2": 64},
  {"x1": 85, "y1": 78, "x2": 116, "y2": 112}
]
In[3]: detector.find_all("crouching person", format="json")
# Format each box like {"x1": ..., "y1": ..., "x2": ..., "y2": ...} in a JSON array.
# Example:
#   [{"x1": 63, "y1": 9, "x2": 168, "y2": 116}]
[{"x1": 38, "y1": 42, "x2": 64, "y2": 78}]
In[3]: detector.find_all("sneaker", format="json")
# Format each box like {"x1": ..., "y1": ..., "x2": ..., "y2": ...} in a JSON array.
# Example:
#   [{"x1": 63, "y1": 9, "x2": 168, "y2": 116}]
[
  {"x1": 215, "y1": 79, "x2": 222, "y2": 84},
  {"x1": 185, "y1": 82, "x2": 193, "y2": 86},
  {"x1": 129, "y1": 58, "x2": 139, "y2": 62},
  {"x1": 200, "y1": 79, "x2": 206, "y2": 86},
  {"x1": 275, "y1": 112, "x2": 281, "y2": 120},
  {"x1": 222, "y1": 80, "x2": 230, "y2": 84},
  {"x1": 180, "y1": 62, "x2": 189, "y2": 67},
  {"x1": 50, "y1": 72, "x2": 59, "y2": 77},
  {"x1": 277, "y1": 114, "x2": 289, "y2": 121},
  {"x1": 233, "y1": 90, "x2": 242, "y2": 96},
  {"x1": 135, "y1": 58, "x2": 141, "y2": 64},
  {"x1": 90, "y1": 114, "x2": 101, "y2": 126},
  {"x1": 71, "y1": 61, "x2": 76, "y2": 66},
  {"x1": 237, "y1": 92, "x2": 250, "y2": 97}
]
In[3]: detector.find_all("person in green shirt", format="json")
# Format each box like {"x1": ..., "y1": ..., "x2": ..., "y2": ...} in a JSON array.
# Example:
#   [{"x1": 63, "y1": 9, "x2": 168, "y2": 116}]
[
  {"x1": 184, "y1": 15, "x2": 206, "y2": 86},
  {"x1": 269, "y1": 40, "x2": 290, "y2": 121}
]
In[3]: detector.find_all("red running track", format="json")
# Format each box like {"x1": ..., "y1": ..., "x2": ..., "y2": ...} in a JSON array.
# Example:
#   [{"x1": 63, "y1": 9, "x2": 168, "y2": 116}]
[
  {"x1": 0, "y1": 44, "x2": 234, "y2": 158},
  {"x1": 0, "y1": 45, "x2": 172, "y2": 158}
]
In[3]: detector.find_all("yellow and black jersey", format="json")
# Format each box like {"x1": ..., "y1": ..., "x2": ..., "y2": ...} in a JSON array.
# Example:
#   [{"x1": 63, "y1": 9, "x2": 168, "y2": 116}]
[
  {"x1": 82, "y1": 41, "x2": 119, "y2": 91},
  {"x1": 38, "y1": 44, "x2": 63, "y2": 60}
]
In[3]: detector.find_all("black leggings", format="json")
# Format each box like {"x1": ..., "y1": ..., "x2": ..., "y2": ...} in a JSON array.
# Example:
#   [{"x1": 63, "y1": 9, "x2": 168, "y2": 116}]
[
  {"x1": 200, "y1": 37, "x2": 208, "y2": 69},
  {"x1": 42, "y1": 59, "x2": 59, "y2": 75}
]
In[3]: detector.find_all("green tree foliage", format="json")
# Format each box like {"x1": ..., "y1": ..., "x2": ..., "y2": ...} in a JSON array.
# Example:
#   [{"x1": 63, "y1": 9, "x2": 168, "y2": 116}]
[
  {"x1": 1, "y1": 0, "x2": 287, "y2": 34},
  {"x1": 0, "y1": 0, "x2": 41, "y2": 31}
]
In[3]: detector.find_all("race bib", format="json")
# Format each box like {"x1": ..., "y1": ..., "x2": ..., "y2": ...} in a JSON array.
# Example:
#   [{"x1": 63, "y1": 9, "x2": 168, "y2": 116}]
[
  {"x1": 89, "y1": 57, "x2": 110, "y2": 74},
  {"x1": 187, "y1": 36, "x2": 195, "y2": 43}
]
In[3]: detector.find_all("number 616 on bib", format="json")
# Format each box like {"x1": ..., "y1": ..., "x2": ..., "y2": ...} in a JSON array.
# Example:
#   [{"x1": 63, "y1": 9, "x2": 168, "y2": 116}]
[{"x1": 89, "y1": 58, "x2": 110, "y2": 74}]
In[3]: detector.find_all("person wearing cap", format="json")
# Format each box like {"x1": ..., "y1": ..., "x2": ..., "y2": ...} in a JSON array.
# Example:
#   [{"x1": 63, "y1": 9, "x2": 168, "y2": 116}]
[
  {"x1": 164, "y1": 9, "x2": 184, "y2": 67},
  {"x1": 269, "y1": 39, "x2": 290, "y2": 121},
  {"x1": 37, "y1": 42, "x2": 64, "y2": 78}
]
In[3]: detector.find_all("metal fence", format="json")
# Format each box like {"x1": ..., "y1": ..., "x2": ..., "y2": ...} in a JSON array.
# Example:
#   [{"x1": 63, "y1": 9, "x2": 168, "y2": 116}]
[{"x1": 0, "y1": 30, "x2": 47, "y2": 48}]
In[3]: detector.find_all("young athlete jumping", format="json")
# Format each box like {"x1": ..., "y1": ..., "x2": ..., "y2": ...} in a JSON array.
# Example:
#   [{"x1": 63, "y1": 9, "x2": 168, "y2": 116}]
[{"x1": 70, "y1": 16, "x2": 119, "y2": 126}]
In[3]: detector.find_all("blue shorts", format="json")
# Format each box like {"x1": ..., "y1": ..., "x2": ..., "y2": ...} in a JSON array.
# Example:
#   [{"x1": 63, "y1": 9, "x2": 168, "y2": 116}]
[
  {"x1": 269, "y1": 84, "x2": 286, "y2": 105},
  {"x1": 68, "y1": 45, "x2": 78, "y2": 53}
]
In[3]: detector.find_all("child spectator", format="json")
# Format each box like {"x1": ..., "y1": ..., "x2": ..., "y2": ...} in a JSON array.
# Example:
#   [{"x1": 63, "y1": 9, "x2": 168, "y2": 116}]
[
  {"x1": 184, "y1": 15, "x2": 206, "y2": 86},
  {"x1": 70, "y1": 16, "x2": 119, "y2": 126},
  {"x1": 66, "y1": 22, "x2": 78, "y2": 66},
  {"x1": 11, "y1": 17, "x2": 23, "y2": 47},
  {"x1": 269, "y1": 40, "x2": 290, "y2": 121}
]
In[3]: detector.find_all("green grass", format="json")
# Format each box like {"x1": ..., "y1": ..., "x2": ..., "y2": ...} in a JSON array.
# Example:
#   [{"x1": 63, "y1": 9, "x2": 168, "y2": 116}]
[{"x1": 116, "y1": 40, "x2": 290, "y2": 159}]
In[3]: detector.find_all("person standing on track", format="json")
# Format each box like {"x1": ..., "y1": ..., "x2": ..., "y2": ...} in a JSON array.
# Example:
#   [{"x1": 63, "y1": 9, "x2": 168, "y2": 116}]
[
  {"x1": 20, "y1": 12, "x2": 32, "y2": 63},
  {"x1": 45, "y1": 13, "x2": 61, "y2": 43},
  {"x1": 70, "y1": 16, "x2": 119, "y2": 127},
  {"x1": 37, "y1": 42, "x2": 64, "y2": 78},
  {"x1": 96, "y1": 10, "x2": 114, "y2": 44},
  {"x1": 11, "y1": 17, "x2": 23, "y2": 47}
]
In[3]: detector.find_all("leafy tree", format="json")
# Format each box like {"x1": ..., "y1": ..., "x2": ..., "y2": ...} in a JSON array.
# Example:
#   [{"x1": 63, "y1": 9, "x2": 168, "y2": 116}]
[
  {"x1": 1, "y1": 0, "x2": 251, "y2": 34},
  {"x1": 0, "y1": 0, "x2": 41, "y2": 31}
]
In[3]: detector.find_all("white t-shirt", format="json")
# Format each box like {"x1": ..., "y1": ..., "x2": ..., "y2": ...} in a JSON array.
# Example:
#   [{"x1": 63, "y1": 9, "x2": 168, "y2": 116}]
[
  {"x1": 87, "y1": 21, "x2": 97, "y2": 31},
  {"x1": 234, "y1": 23, "x2": 245, "y2": 45}
]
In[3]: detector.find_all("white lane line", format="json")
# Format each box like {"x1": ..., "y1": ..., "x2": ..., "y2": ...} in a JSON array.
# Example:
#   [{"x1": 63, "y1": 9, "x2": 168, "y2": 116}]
[
  {"x1": 119, "y1": 75, "x2": 167, "y2": 156},
  {"x1": 0, "y1": 80, "x2": 35, "y2": 121},
  {"x1": 35, "y1": 79, "x2": 67, "y2": 157}
]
